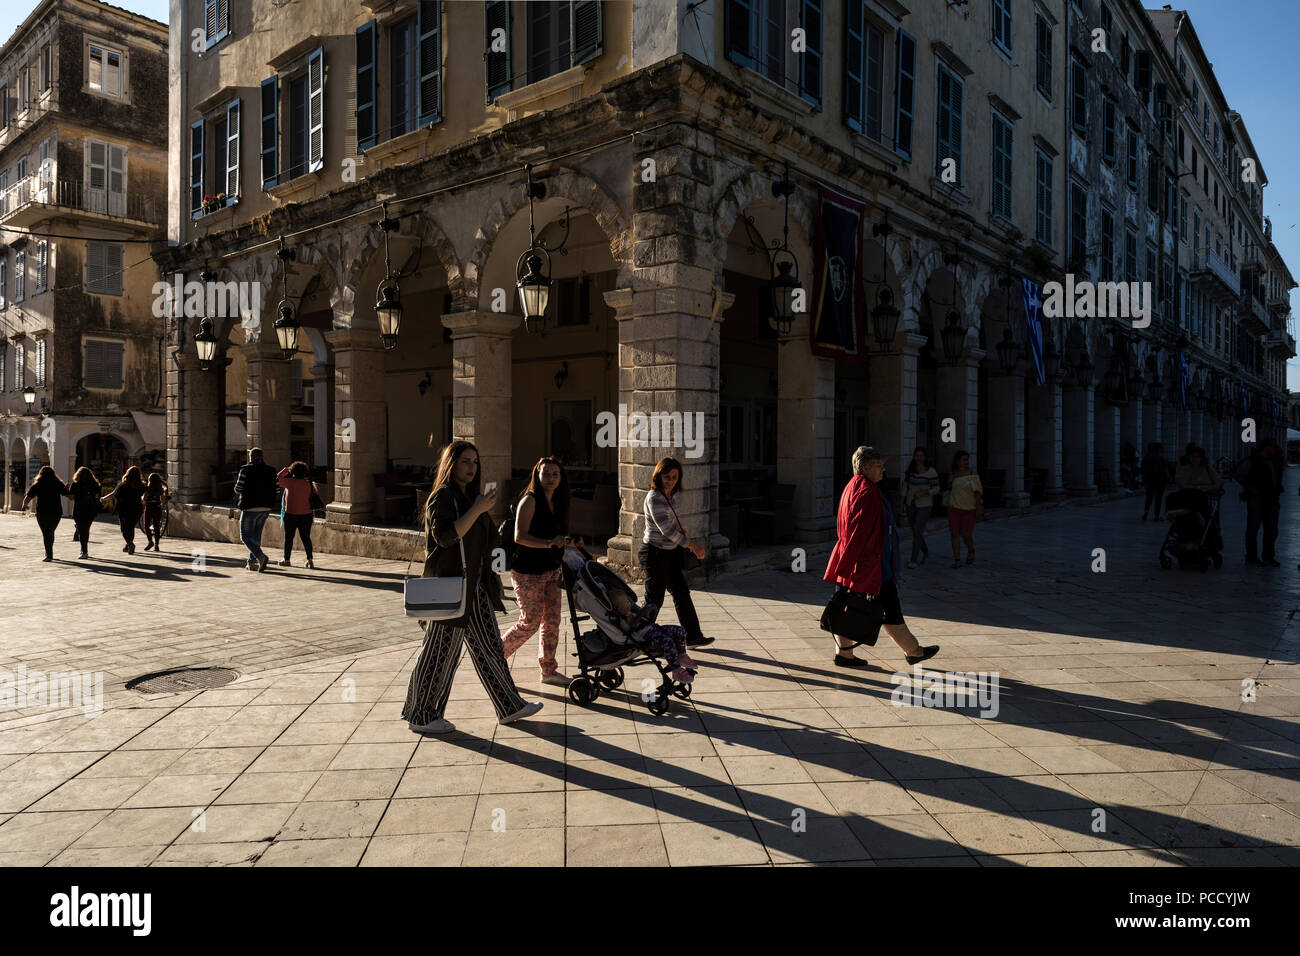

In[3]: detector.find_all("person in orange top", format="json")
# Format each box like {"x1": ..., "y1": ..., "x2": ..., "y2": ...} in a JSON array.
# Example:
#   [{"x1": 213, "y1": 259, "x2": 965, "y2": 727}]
[
  {"x1": 824, "y1": 446, "x2": 939, "y2": 669},
  {"x1": 277, "y1": 461, "x2": 318, "y2": 568}
]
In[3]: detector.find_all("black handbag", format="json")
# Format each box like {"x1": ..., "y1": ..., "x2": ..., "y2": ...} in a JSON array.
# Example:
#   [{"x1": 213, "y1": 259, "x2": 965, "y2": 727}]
[
  {"x1": 819, "y1": 586, "x2": 884, "y2": 647},
  {"x1": 681, "y1": 548, "x2": 701, "y2": 571}
]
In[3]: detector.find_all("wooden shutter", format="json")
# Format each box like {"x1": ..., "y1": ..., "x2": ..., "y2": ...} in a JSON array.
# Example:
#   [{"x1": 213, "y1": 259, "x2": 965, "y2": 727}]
[
  {"x1": 85, "y1": 340, "x2": 103, "y2": 388},
  {"x1": 226, "y1": 99, "x2": 240, "y2": 196},
  {"x1": 88, "y1": 139, "x2": 106, "y2": 191},
  {"x1": 86, "y1": 242, "x2": 103, "y2": 292},
  {"x1": 355, "y1": 21, "x2": 377, "y2": 150},
  {"x1": 1135, "y1": 49, "x2": 1151, "y2": 92},
  {"x1": 106, "y1": 341, "x2": 123, "y2": 387},
  {"x1": 485, "y1": 0, "x2": 511, "y2": 102},
  {"x1": 308, "y1": 47, "x2": 324, "y2": 173},
  {"x1": 107, "y1": 244, "x2": 122, "y2": 295},
  {"x1": 417, "y1": 1, "x2": 442, "y2": 126},
  {"x1": 205, "y1": 0, "x2": 217, "y2": 47},
  {"x1": 895, "y1": 30, "x2": 915, "y2": 156},
  {"x1": 109, "y1": 143, "x2": 125, "y2": 215},
  {"x1": 572, "y1": 0, "x2": 603, "y2": 67},
  {"x1": 725, "y1": 0, "x2": 756, "y2": 69},
  {"x1": 936, "y1": 63, "x2": 962, "y2": 183},
  {"x1": 761, "y1": 0, "x2": 781, "y2": 81},
  {"x1": 843, "y1": 0, "x2": 863, "y2": 131},
  {"x1": 864, "y1": 23, "x2": 883, "y2": 141},
  {"x1": 190, "y1": 120, "x2": 204, "y2": 214},
  {"x1": 260, "y1": 77, "x2": 277, "y2": 188},
  {"x1": 799, "y1": 0, "x2": 821, "y2": 106}
]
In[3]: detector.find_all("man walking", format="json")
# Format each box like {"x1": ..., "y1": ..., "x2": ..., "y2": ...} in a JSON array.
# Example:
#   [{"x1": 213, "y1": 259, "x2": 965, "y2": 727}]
[
  {"x1": 234, "y1": 447, "x2": 278, "y2": 571},
  {"x1": 1236, "y1": 438, "x2": 1283, "y2": 567}
]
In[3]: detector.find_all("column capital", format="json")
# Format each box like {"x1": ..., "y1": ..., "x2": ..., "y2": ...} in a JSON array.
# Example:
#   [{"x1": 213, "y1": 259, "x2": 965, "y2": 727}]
[
  {"x1": 603, "y1": 287, "x2": 635, "y2": 318},
  {"x1": 325, "y1": 327, "x2": 385, "y2": 351},
  {"x1": 941, "y1": 347, "x2": 986, "y2": 368},
  {"x1": 872, "y1": 330, "x2": 930, "y2": 357},
  {"x1": 441, "y1": 310, "x2": 520, "y2": 339}
]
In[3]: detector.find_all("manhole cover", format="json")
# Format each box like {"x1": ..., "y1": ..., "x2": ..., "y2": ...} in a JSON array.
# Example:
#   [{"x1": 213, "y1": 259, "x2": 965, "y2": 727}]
[{"x1": 126, "y1": 667, "x2": 240, "y2": 694}]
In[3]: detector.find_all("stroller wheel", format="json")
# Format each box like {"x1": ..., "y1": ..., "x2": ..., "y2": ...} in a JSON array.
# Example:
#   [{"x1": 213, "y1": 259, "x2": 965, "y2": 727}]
[
  {"x1": 1212, "y1": 553, "x2": 1222, "y2": 570},
  {"x1": 647, "y1": 695, "x2": 670, "y2": 717},
  {"x1": 567, "y1": 677, "x2": 595, "y2": 706},
  {"x1": 1159, "y1": 553, "x2": 1172, "y2": 570},
  {"x1": 672, "y1": 681, "x2": 692, "y2": 700},
  {"x1": 598, "y1": 667, "x2": 624, "y2": 690}
]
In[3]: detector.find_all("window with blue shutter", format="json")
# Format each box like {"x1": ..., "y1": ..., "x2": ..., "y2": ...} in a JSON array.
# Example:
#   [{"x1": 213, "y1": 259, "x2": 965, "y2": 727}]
[
  {"x1": 843, "y1": 1, "x2": 863, "y2": 131},
  {"x1": 417, "y1": 1, "x2": 442, "y2": 127},
  {"x1": 991, "y1": 0, "x2": 1012, "y2": 55},
  {"x1": 1035, "y1": 148, "x2": 1053, "y2": 245},
  {"x1": 573, "y1": 0, "x2": 603, "y2": 66},
  {"x1": 725, "y1": 0, "x2": 758, "y2": 70},
  {"x1": 308, "y1": 47, "x2": 324, "y2": 173},
  {"x1": 204, "y1": 0, "x2": 230, "y2": 50},
  {"x1": 485, "y1": 0, "x2": 512, "y2": 101},
  {"x1": 225, "y1": 98, "x2": 241, "y2": 198},
  {"x1": 895, "y1": 30, "x2": 915, "y2": 157},
  {"x1": 799, "y1": 0, "x2": 821, "y2": 107},
  {"x1": 864, "y1": 22, "x2": 883, "y2": 142},
  {"x1": 190, "y1": 120, "x2": 204, "y2": 216},
  {"x1": 34, "y1": 338, "x2": 45, "y2": 387},
  {"x1": 991, "y1": 110, "x2": 1013, "y2": 220},
  {"x1": 260, "y1": 76, "x2": 278, "y2": 187},
  {"x1": 390, "y1": 18, "x2": 416, "y2": 138},
  {"x1": 356, "y1": 21, "x2": 377, "y2": 150},
  {"x1": 1034, "y1": 14, "x2": 1051, "y2": 100},
  {"x1": 935, "y1": 61, "x2": 962, "y2": 185},
  {"x1": 1070, "y1": 55, "x2": 1086, "y2": 133}
]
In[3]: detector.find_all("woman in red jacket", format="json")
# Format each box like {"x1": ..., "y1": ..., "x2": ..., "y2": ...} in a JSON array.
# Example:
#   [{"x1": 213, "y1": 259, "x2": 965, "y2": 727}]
[
  {"x1": 277, "y1": 461, "x2": 317, "y2": 568},
  {"x1": 824, "y1": 446, "x2": 939, "y2": 668}
]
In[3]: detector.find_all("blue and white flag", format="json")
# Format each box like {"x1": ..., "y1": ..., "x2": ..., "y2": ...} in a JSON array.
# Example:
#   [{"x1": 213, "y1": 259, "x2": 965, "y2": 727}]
[
  {"x1": 1022, "y1": 278, "x2": 1045, "y2": 386},
  {"x1": 1179, "y1": 353, "x2": 1188, "y2": 409}
]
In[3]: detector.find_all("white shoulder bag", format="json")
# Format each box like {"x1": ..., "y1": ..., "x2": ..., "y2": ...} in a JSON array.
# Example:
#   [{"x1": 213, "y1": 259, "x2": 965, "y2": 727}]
[{"x1": 403, "y1": 499, "x2": 468, "y2": 620}]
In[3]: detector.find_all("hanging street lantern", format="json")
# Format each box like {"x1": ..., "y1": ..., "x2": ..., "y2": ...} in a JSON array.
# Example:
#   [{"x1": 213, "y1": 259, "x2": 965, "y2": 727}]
[
  {"x1": 767, "y1": 163, "x2": 802, "y2": 335},
  {"x1": 23, "y1": 384, "x2": 35, "y2": 412},
  {"x1": 375, "y1": 203, "x2": 403, "y2": 350},
  {"x1": 273, "y1": 236, "x2": 299, "y2": 360},
  {"x1": 194, "y1": 318, "x2": 218, "y2": 371},
  {"x1": 515, "y1": 164, "x2": 571, "y2": 334},
  {"x1": 995, "y1": 326, "x2": 1019, "y2": 373},
  {"x1": 871, "y1": 287, "x2": 901, "y2": 346},
  {"x1": 940, "y1": 310, "x2": 966, "y2": 361}
]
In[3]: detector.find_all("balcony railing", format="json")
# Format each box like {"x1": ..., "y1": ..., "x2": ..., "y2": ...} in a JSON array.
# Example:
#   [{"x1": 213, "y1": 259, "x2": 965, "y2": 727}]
[
  {"x1": 1239, "y1": 295, "x2": 1269, "y2": 334},
  {"x1": 1263, "y1": 329, "x2": 1297, "y2": 357},
  {"x1": 1189, "y1": 249, "x2": 1240, "y2": 299},
  {"x1": 0, "y1": 176, "x2": 161, "y2": 228}
]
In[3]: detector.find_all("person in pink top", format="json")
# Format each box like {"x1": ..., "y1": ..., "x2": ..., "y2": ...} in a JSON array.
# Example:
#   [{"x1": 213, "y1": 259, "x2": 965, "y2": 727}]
[{"x1": 277, "y1": 461, "x2": 318, "y2": 568}]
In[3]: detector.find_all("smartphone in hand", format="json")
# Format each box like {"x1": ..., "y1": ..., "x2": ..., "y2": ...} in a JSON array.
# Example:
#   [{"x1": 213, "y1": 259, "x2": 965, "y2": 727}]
[{"x1": 483, "y1": 481, "x2": 498, "y2": 494}]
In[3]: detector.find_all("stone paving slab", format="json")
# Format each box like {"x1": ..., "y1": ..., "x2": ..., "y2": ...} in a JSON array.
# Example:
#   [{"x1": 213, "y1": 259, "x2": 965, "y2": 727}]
[{"x1": 1, "y1": 492, "x2": 1298, "y2": 865}]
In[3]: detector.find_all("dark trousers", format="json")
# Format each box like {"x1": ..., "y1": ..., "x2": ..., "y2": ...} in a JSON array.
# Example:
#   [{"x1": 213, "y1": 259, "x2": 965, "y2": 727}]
[
  {"x1": 73, "y1": 512, "x2": 95, "y2": 551},
  {"x1": 283, "y1": 512, "x2": 314, "y2": 560},
  {"x1": 1245, "y1": 495, "x2": 1280, "y2": 561},
  {"x1": 638, "y1": 543, "x2": 704, "y2": 642},
  {"x1": 401, "y1": 584, "x2": 526, "y2": 723},
  {"x1": 907, "y1": 503, "x2": 932, "y2": 562},
  {"x1": 118, "y1": 510, "x2": 139, "y2": 546},
  {"x1": 1143, "y1": 485, "x2": 1166, "y2": 517},
  {"x1": 36, "y1": 512, "x2": 60, "y2": 558}
]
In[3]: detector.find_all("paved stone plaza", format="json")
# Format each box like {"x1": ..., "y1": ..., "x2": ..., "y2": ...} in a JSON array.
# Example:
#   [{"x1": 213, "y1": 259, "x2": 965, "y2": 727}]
[{"x1": 0, "y1": 492, "x2": 1297, "y2": 866}]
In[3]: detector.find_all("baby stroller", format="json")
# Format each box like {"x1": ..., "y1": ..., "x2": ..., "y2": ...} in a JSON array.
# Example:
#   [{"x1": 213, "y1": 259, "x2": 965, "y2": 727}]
[
  {"x1": 1158, "y1": 487, "x2": 1224, "y2": 571},
  {"x1": 560, "y1": 546, "x2": 694, "y2": 716}
]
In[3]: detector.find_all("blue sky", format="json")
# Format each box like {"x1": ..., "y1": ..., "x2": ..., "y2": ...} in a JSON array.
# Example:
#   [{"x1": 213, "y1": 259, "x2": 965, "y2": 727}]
[{"x1": 3, "y1": 0, "x2": 1294, "y2": 387}]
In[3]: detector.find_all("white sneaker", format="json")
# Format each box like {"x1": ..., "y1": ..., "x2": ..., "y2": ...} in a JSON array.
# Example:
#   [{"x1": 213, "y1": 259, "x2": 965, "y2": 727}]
[
  {"x1": 409, "y1": 718, "x2": 456, "y2": 735},
  {"x1": 540, "y1": 673, "x2": 569, "y2": 686},
  {"x1": 279, "y1": 559, "x2": 292, "y2": 567},
  {"x1": 500, "y1": 700, "x2": 544, "y2": 725}
]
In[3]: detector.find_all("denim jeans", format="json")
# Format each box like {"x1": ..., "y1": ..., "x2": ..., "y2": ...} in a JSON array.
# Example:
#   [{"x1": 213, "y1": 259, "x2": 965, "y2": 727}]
[{"x1": 240, "y1": 510, "x2": 271, "y2": 564}]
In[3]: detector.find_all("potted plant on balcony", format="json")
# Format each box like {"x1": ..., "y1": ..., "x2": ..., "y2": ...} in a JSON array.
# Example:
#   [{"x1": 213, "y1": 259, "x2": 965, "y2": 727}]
[{"x1": 201, "y1": 193, "x2": 227, "y2": 215}]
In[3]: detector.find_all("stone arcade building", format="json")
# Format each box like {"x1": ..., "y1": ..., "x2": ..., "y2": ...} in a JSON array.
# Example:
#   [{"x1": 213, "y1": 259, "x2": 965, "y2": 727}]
[{"x1": 155, "y1": 0, "x2": 1293, "y2": 571}]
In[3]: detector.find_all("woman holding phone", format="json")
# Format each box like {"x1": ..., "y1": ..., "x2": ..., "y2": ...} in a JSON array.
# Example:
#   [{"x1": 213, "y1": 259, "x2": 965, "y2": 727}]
[
  {"x1": 639, "y1": 457, "x2": 713, "y2": 648},
  {"x1": 401, "y1": 441, "x2": 543, "y2": 735},
  {"x1": 501, "y1": 457, "x2": 574, "y2": 685}
]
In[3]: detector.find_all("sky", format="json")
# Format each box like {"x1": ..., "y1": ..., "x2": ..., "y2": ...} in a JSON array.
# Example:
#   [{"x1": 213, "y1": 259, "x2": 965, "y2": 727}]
[{"x1": 2, "y1": 0, "x2": 1295, "y2": 390}]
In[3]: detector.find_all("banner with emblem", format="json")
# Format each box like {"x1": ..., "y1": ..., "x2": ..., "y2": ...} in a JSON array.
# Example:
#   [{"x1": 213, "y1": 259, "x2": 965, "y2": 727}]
[{"x1": 810, "y1": 185, "x2": 866, "y2": 360}]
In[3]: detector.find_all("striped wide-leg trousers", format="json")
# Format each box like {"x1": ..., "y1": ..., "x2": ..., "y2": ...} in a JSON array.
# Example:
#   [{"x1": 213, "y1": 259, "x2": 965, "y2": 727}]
[{"x1": 402, "y1": 583, "x2": 527, "y2": 724}]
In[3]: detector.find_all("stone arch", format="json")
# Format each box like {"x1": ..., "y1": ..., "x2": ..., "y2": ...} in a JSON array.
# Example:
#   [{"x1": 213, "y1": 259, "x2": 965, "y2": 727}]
[
  {"x1": 711, "y1": 167, "x2": 817, "y2": 279},
  {"x1": 339, "y1": 213, "x2": 464, "y2": 319},
  {"x1": 464, "y1": 164, "x2": 631, "y2": 304}
]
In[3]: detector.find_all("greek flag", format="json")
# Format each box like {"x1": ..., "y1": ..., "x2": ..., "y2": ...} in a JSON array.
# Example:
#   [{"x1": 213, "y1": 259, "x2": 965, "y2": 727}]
[{"x1": 1022, "y1": 278, "x2": 1045, "y2": 386}]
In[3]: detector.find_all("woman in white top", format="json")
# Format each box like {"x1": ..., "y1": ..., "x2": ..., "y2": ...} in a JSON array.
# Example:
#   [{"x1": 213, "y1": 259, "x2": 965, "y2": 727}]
[
  {"x1": 638, "y1": 457, "x2": 713, "y2": 648},
  {"x1": 902, "y1": 446, "x2": 940, "y2": 568}
]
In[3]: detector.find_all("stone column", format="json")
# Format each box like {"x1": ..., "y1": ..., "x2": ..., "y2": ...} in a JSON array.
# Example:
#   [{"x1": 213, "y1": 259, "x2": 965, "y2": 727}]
[
  {"x1": 167, "y1": 351, "x2": 223, "y2": 503},
  {"x1": 441, "y1": 310, "x2": 519, "y2": 516},
  {"x1": 986, "y1": 367, "x2": 1029, "y2": 508},
  {"x1": 603, "y1": 276, "x2": 724, "y2": 570},
  {"x1": 311, "y1": 360, "x2": 335, "y2": 471},
  {"x1": 1028, "y1": 375, "x2": 1066, "y2": 500},
  {"x1": 2, "y1": 438, "x2": 9, "y2": 511},
  {"x1": 868, "y1": 331, "x2": 925, "y2": 480},
  {"x1": 1062, "y1": 382, "x2": 1096, "y2": 495},
  {"x1": 242, "y1": 341, "x2": 293, "y2": 467},
  {"x1": 778, "y1": 316, "x2": 836, "y2": 542},
  {"x1": 936, "y1": 348, "x2": 985, "y2": 466},
  {"x1": 1093, "y1": 391, "x2": 1120, "y2": 491},
  {"x1": 325, "y1": 328, "x2": 387, "y2": 525}
]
